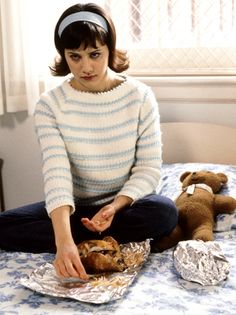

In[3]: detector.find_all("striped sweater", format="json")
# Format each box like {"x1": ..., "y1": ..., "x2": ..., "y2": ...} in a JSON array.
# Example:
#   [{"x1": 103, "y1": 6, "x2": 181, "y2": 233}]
[{"x1": 34, "y1": 75, "x2": 162, "y2": 215}]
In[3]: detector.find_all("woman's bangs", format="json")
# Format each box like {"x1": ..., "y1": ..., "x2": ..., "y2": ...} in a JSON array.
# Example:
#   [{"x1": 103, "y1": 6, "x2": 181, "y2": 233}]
[{"x1": 61, "y1": 22, "x2": 107, "y2": 50}]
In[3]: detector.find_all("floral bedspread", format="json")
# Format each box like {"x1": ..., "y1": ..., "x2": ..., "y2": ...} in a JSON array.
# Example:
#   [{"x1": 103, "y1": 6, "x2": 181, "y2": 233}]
[{"x1": 0, "y1": 163, "x2": 236, "y2": 315}]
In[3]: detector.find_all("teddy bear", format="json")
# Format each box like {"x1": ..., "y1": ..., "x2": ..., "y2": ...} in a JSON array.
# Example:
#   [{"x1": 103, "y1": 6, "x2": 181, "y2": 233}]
[{"x1": 156, "y1": 170, "x2": 236, "y2": 252}]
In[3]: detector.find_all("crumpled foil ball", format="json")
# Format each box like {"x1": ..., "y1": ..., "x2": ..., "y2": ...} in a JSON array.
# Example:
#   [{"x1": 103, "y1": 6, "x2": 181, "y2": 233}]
[{"x1": 173, "y1": 240, "x2": 230, "y2": 286}]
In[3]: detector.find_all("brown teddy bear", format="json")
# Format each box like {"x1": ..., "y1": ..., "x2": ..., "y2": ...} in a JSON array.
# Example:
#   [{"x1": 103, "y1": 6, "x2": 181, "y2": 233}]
[{"x1": 156, "y1": 170, "x2": 236, "y2": 252}]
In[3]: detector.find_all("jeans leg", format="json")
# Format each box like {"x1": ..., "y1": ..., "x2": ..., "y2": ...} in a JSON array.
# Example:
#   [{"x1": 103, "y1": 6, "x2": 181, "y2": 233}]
[
  {"x1": 0, "y1": 201, "x2": 56, "y2": 253},
  {"x1": 0, "y1": 194, "x2": 177, "y2": 253},
  {"x1": 106, "y1": 194, "x2": 178, "y2": 244}
]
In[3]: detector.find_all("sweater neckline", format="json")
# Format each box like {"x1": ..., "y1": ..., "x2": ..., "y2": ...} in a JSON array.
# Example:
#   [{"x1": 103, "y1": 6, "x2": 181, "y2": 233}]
[{"x1": 64, "y1": 75, "x2": 128, "y2": 97}]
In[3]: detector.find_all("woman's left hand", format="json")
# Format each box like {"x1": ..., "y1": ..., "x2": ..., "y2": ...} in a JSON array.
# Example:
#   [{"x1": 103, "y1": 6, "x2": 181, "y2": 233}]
[{"x1": 81, "y1": 204, "x2": 116, "y2": 233}]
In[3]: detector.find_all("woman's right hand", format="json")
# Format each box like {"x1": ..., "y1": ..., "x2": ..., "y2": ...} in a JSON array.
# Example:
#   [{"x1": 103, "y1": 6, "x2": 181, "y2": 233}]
[
  {"x1": 53, "y1": 241, "x2": 88, "y2": 279},
  {"x1": 50, "y1": 205, "x2": 88, "y2": 280}
]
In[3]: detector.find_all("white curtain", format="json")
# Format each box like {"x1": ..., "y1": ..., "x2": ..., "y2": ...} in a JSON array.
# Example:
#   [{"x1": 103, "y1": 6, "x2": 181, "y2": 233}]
[
  {"x1": 1, "y1": 0, "x2": 38, "y2": 114},
  {"x1": 0, "y1": 0, "x2": 68, "y2": 115}
]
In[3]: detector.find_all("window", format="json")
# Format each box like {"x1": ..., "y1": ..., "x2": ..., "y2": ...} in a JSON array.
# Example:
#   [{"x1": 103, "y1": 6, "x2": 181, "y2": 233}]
[
  {"x1": 109, "y1": 0, "x2": 236, "y2": 75},
  {"x1": 4, "y1": 0, "x2": 236, "y2": 76},
  {"x1": 29, "y1": 0, "x2": 236, "y2": 75}
]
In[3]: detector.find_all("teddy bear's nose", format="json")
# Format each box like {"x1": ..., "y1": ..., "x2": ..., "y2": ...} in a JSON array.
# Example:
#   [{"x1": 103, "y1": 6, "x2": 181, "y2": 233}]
[{"x1": 192, "y1": 172, "x2": 197, "y2": 175}]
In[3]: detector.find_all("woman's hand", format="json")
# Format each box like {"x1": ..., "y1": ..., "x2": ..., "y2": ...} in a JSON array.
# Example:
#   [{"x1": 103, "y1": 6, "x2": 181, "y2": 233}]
[
  {"x1": 81, "y1": 195, "x2": 133, "y2": 233},
  {"x1": 81, "y1": 204, "x2": 116, "y2": 233},
  {"x1": 50, "y1": 205, "x2": 88, "y2": 279},
  {"x1": 53, "y1": 241, "x2": 88, "y2": 280}
]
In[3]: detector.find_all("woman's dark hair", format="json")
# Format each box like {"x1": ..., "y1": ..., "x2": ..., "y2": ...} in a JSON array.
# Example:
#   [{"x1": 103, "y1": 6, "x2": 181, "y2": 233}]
[{"x1": 50, "y1": 3, "x2": 129, "y2": 76}]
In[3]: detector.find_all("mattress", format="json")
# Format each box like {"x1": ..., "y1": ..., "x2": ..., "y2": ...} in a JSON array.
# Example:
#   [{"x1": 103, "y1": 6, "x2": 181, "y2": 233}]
[{"x1": 0, "y1": 163, "x2": 236, "y2": 315}]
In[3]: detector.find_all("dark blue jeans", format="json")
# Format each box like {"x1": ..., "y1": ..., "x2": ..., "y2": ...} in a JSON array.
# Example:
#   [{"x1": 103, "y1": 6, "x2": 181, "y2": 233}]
[{"x1": 0, "y1": 194, "x2": 177, "y2": 253}]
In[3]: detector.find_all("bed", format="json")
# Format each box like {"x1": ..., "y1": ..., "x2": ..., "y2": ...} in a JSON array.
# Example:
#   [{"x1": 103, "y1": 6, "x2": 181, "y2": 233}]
[{"x1": 1, "y1": 122, "x2": 236, "y2": 315}]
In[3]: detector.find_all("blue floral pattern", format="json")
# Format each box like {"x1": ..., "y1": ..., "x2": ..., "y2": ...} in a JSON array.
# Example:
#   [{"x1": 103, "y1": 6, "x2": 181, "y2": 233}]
[{"x1": 0, "y1": 163, "x2": 236, "y2": 315}]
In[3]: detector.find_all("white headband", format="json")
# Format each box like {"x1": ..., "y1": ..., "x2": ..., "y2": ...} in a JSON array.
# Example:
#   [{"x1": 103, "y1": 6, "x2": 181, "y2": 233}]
[{"x1": 58, "y1": 11, "x2": 108, "y2": 37}]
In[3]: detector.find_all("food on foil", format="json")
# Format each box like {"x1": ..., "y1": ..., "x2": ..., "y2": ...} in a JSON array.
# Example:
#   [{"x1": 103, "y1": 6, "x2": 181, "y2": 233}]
[
  {"x1": 173, "y1": 240, "x2": 230, "y2": 286},
  {"x1": 77, "y1": 236, "x2": 126, "y2": 273},
  {"x1": 20, "y1": 239, "x2": 150, "y2": 304}
]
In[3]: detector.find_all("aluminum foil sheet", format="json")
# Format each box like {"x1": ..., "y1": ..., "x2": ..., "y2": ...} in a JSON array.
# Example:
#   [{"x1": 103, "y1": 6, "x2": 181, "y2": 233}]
[
  {"x1": 173, "y1": 240, "x2": 230, "y2": 286},
  {"x1": 20, "y1": 239, "x2": 150, "y2": 304}
]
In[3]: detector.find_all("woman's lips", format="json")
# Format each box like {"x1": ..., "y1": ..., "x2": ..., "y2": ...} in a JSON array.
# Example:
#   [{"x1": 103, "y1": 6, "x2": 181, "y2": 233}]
[{"x1": 82, "y1": 75, "x2": 96, "y2": 81}]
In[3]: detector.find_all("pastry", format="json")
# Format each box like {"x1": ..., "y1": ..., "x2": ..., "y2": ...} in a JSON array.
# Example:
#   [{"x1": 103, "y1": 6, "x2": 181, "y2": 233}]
[{"x1": 77, "y1": 236, "x2": 126, "y2": 273}]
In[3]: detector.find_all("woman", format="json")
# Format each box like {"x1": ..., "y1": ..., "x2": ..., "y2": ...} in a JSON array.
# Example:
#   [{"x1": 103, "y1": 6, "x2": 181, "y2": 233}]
[{"x1": 0, "y1": 3, "x2": 177, "y2": 280}]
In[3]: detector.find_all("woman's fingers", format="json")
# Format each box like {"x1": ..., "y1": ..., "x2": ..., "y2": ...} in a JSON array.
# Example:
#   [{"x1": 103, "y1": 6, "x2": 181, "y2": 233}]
[
  {"x1": 71, "y1": 256, "x2": 88, "y2": 280},
  {"x1": 81, "y1": 217, "x2": 98, "y2": 231},
  {"x1": 54, "y1": 258, "x2": 69, "y2": 278},
  {"x1": 54, "y1": 257, "x2": 88, "y2": 279},
  {"x1": 81, "y1": 204, "x2": 116, "y2": 232},
  {"x1": 81, "y1": 216, "x2": 110, "y2": 232},
  {"x1": 54, "y1": 245, "x2": 88, "y2": 279}
]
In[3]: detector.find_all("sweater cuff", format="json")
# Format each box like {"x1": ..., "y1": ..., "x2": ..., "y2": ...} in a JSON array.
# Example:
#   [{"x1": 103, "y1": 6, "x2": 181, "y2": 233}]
[{"x1": 46, "y1": 199, "x2": 75, "y2": 216}]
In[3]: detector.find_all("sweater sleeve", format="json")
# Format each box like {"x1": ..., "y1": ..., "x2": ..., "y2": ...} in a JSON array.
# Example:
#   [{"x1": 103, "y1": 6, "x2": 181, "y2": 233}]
[
  {"x1": 34, "y1": 95, "x2": 75, "y2": 216},
  {"x1": 117, "y1": 87, "x2": 162, "y2": 201}
]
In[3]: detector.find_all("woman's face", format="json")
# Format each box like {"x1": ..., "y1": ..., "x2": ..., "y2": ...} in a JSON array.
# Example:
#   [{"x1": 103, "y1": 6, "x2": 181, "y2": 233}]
[{"x1": 64, "y1": 41, "x2": 110, "y2": 92}]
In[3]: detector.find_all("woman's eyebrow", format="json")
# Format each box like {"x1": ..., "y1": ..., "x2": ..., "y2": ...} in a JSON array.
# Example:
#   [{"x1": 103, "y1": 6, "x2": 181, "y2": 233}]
[
  {"x1": 66, "y1": 47, "x2": 101, "y2": 54},
  {"x1": 90, "y1": 48, "x2": 101, "y2": 53},
  {"x1": 66, "y1": 50, "x2": 80, "y2": 54}
]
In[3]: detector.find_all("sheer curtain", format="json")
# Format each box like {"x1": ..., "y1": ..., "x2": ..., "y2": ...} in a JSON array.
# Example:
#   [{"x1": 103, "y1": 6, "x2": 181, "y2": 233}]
[
  {"x1": 1, "y1": 0, "x2": 39, "y2": 114},
  {"x1": 0, "y1": 0, "x2": 70, "y2": 115}
]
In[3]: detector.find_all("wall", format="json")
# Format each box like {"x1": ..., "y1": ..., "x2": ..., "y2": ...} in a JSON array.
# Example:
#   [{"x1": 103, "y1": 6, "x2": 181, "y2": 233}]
[
  {"x1": 0, "y1": 112, "x2": 44, "y2": 210},
  {"x1": 1, "y1": 76, "x2": 236, "y2": 210},
  {"x1": 142, "y1": 76, "x2": 236, "y2": 128}
]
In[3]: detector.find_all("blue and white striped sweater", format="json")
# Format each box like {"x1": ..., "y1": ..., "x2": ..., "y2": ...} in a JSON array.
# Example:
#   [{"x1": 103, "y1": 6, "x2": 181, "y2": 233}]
[{"x1": 34, "y1": 76, "x2": 162, "y2": 215}]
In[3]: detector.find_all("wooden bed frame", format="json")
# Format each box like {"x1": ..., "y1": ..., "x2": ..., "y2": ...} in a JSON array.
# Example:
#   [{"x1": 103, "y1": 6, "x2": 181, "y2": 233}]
[{"x1": 161, "y1": 122, "x2": 236, "y2": 165}]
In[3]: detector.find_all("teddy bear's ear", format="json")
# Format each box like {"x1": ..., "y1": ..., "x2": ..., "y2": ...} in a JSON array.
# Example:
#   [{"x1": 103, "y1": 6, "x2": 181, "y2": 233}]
[
  {"x1": 180, "y1": 171, "x2": 191, "y2": 182},
  {"x1": 217, "y1": 173, "x2": 228, "y2": 184}
]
